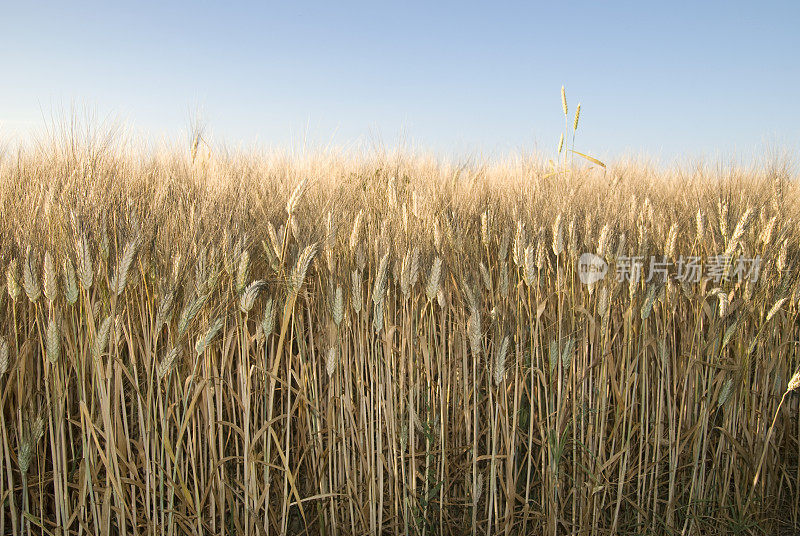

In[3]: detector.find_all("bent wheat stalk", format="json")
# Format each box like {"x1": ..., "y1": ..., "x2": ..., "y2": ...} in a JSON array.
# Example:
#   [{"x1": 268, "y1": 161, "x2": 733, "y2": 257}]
[{"x1": 748, "y1": 370, "x2": 800, "y2": 506}]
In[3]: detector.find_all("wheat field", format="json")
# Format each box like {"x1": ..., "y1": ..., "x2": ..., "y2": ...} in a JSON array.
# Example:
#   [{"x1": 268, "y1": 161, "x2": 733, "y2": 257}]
[{"x1": 0, "y1": 128, "x2": 799, "y2": 535}]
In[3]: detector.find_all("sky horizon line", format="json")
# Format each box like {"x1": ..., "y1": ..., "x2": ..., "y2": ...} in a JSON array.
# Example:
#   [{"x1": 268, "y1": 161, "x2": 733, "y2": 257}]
[{"x1": 1, "y1": 104, "x2": 796, "y2": 171}]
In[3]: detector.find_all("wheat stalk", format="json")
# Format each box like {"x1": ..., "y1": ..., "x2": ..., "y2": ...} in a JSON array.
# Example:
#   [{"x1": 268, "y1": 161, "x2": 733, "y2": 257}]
[
  {"x1": 235, "y1": 249, "x2": 250, "y2": 294},
  {"x1": 552, "y1": 213, "x2": 564, "y2": 256},
  {"x1": 6, "y1": 258, "x2": 20, "y2": 302},
  {"x1": 494, "y1": 336, "x2": 509, "y2": 385},
  {"x1": 46, "y1": 313, "x2": 60, "y2": 364},
  {"x1": 351, "y1": 270, "x2": 363, "y2": 314},
  {"x1": 76, "y1": 233, "x2": 93, "y2": 289},
  {"x1": 195, "y1": 316, "x2": 225, "y2": 355},
  {"x1": 111, "y1": 238, "x2": 138, "y2": 296},
  {"x1": 286, "y1": 178, "x2": 308, "y2": 216},
  {"x1": 94, "y1": 315, "x2": 113, "y2": 358},
  {"x1": 329, "y1": 285, "x2": 343, "y2": 327},
  {"x1": 63, "y1": 258, "x2": 78, "y2": 305},
  {"x1": 240, "y1": 280, "x2": 266, "y2": 313},
  {"x1": 467, "y1": 307, "x2": 481, "y2": 357},
  {"x1": 290, "y1": 244, "x2": 317, "y2": 299},
  {"x1": 43, "y1": 251, "x2": 57, "y2": 303},
  {"x1": 326, "y1": 347, "x2": 337, "y2": 377},
  {"x1": 0, "y1": 336, "x2": 8, "y2": 376},
  {"x1": 373, "y1": 250, "x2": 390, "y2": 304},
  {"x1": 426, "y1": 257, "x2": 442, "y2": 302},
  {"x1": 158, "y1": 346, "x2": 180, "y2": 380},
  {"x1": 261, "y1": 297, "x2": 276, "y2": 340},
  {"x1": 23, "y1": 247, "x2": 40, "y2": 302}
]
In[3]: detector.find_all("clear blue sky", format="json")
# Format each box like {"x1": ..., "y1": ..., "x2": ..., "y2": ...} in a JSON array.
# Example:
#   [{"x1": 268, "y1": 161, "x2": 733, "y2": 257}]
[{"x1": 1, "y1": 1, "x2": 798, "y2": 162}]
